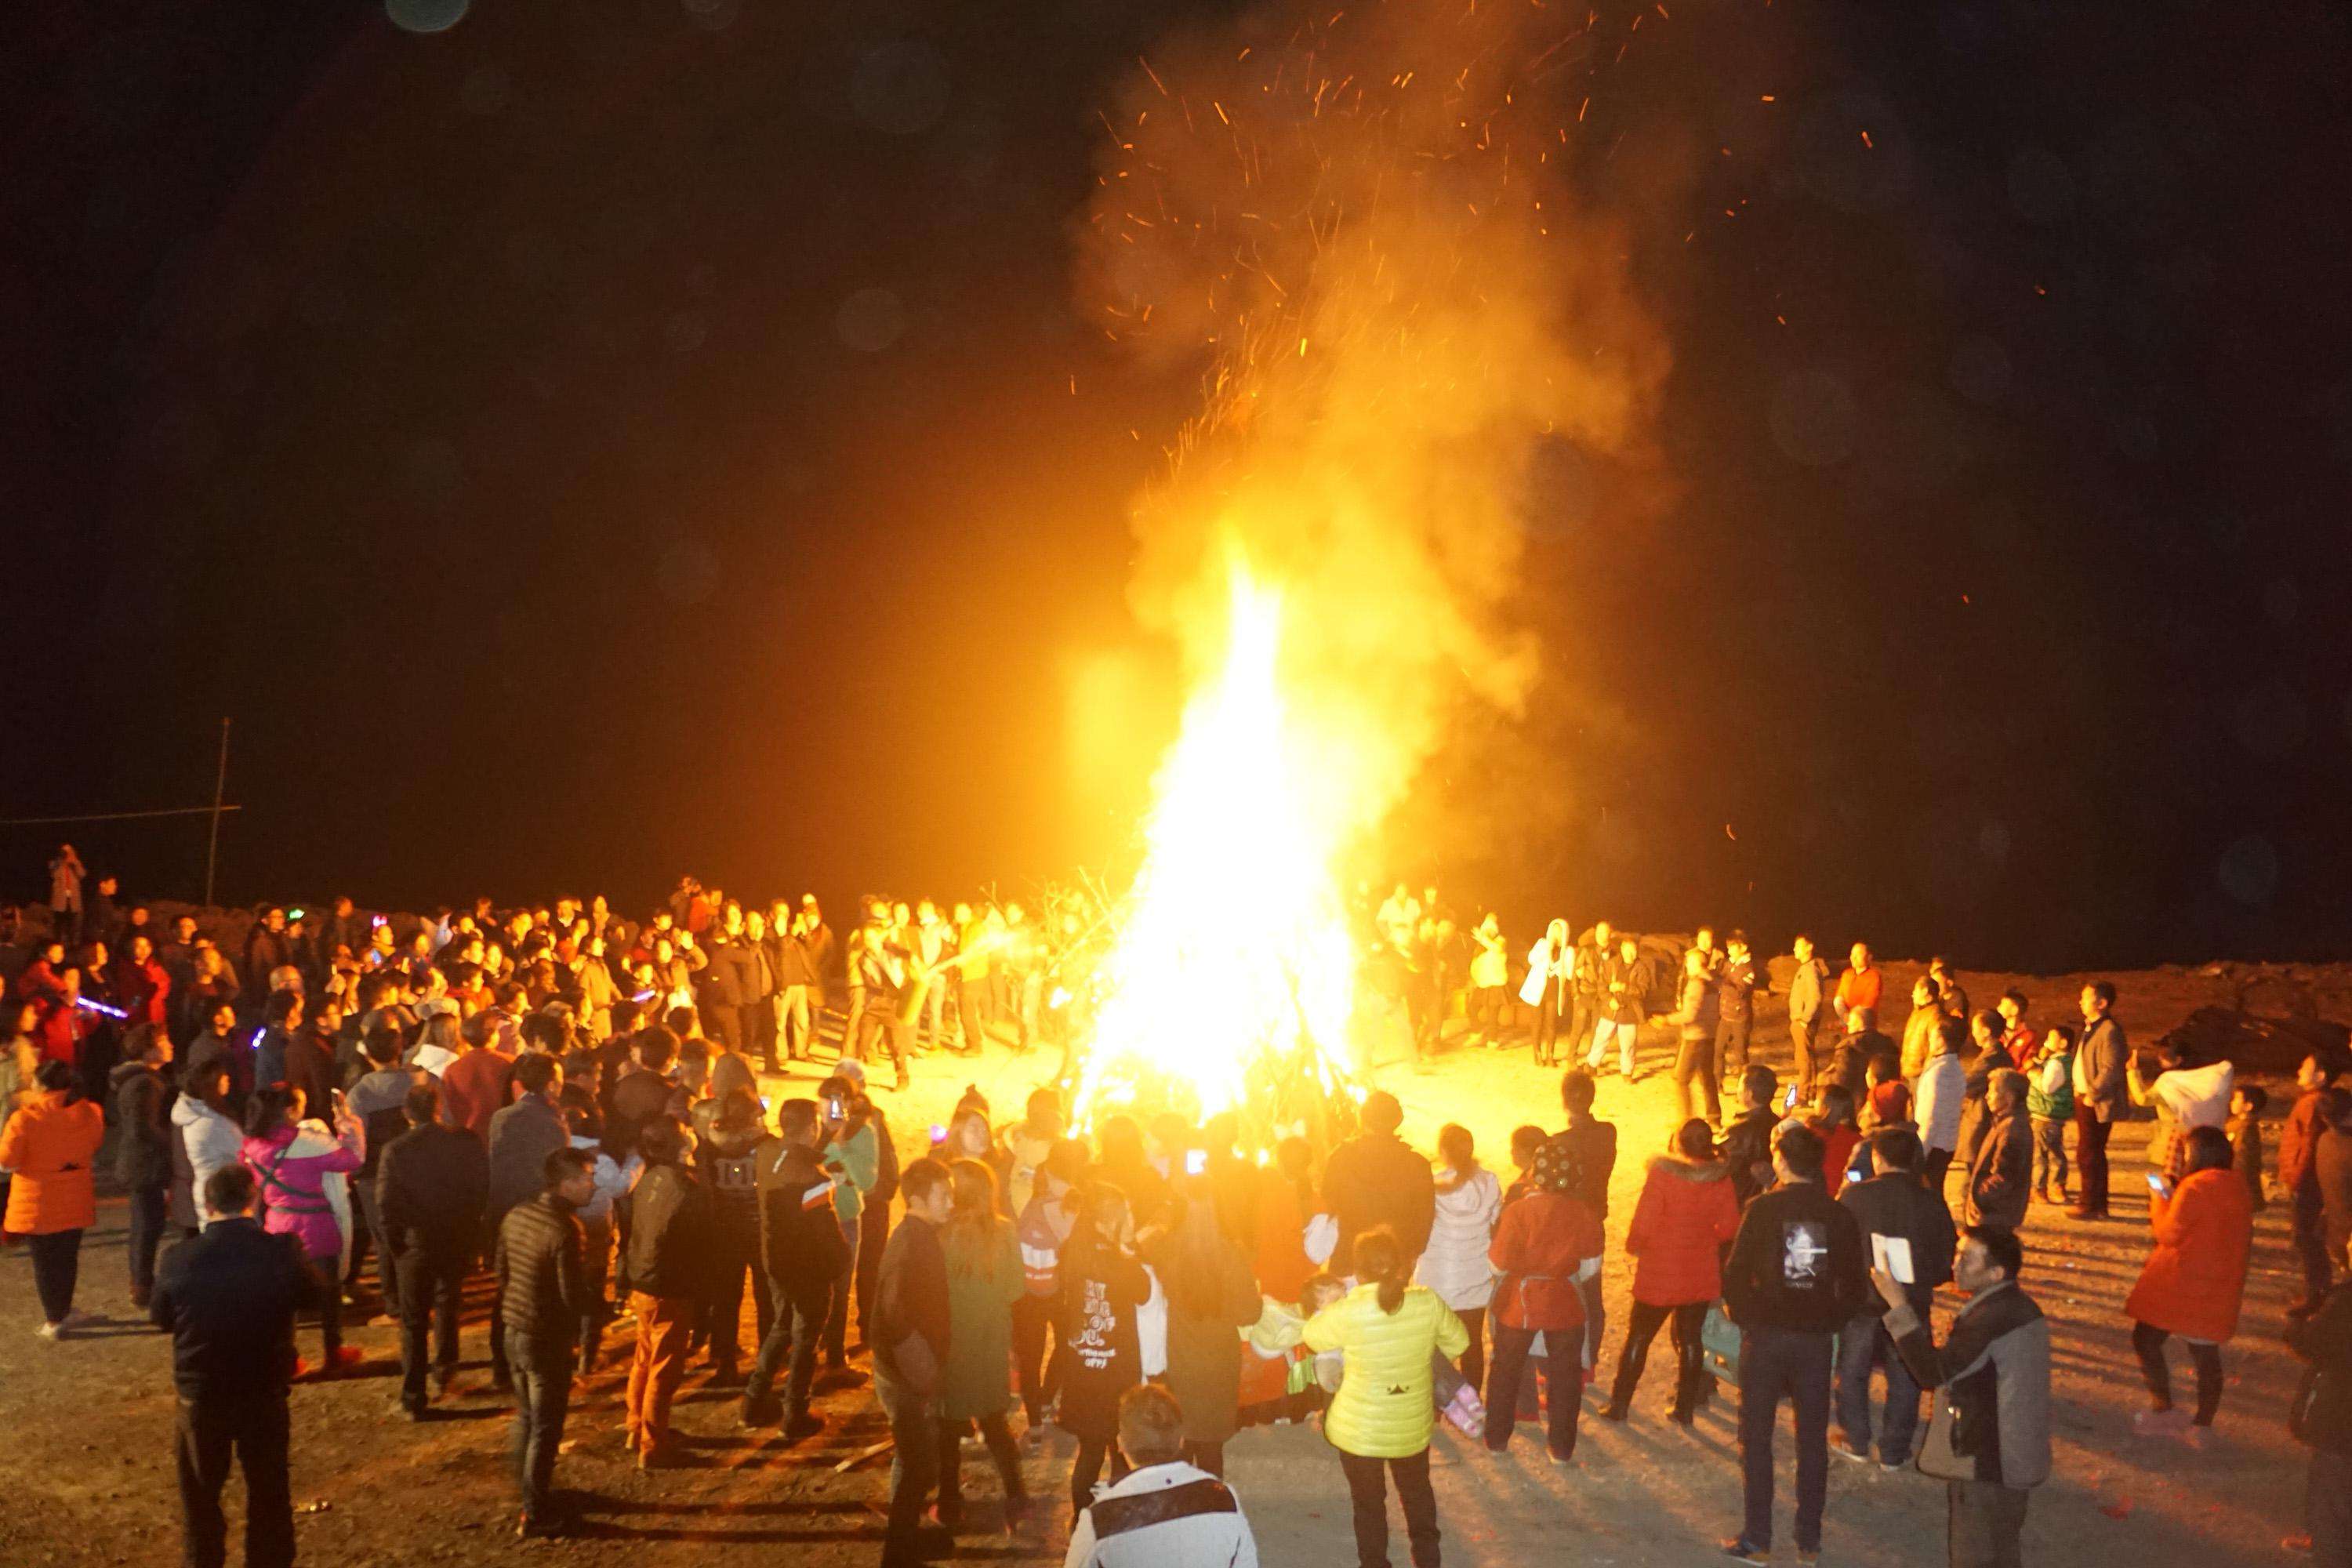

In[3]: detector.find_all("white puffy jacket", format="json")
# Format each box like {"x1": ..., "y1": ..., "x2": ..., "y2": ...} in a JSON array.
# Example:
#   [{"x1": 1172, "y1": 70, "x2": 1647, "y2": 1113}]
[{"x1": 1414, "y1": 1167, "x2": 1501, "y2": 1309}]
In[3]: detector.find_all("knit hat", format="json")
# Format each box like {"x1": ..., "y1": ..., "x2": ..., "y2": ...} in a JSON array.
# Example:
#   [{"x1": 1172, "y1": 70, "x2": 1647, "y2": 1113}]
[{"x1": 1532, "y1": 1138, "x2": 1581, "y2": 1196}]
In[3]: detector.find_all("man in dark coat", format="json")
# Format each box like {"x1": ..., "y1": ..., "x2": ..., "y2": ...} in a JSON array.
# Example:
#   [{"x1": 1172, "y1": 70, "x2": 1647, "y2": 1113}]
[
  {"x1": 377, "y1": 1079, "x2": 490, "y2": 1416},
  {"x1": 742, "y1": 1098, "x2": 852, "y2": 1436},
  {"x1": 619, "y1": 1116, "x2": 711, "y2": 1467},
  {"x1": 486, "y1": 1052, "x2": 571, "y2": 1391},
  {"x1": 873, "y1": 1156, "x2": 956, "y2": 1568},
  {"x1": 1962, "y1": 1071, "x2": 2034, "y2": 1232},
  {"x1": 1834, "y1": 1127, "x2": 1957, "y2": 1469},
  {"x1": 1323, "y1": 1091, "x2": 1436, "y2": 1276},
  {"x1": 605, "y1": 1026, "x2": 678, "y2": 1163},
  {"x1": 152, "y1": 1164, "x2": 318, "y2": 1568},
  {"x1": 111, "y1": 1022, "x2": 178, "y2": 1308},
  {"x1": 1545, "y1": 1068, "x2": 1621, "y2": 1367},
  {"x1": 494, "y1": 1146, "x2": 593, "y2": 1536},
  {"x1": 1722, "y1": 1123, "x2": 1871, "y2": 1564}
]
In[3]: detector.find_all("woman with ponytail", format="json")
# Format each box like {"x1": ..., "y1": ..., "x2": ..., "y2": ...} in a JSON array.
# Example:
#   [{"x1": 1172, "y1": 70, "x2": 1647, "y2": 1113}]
[{"x1": 1303, "y1": 1224, "x2": 1468, "y2": 1568}]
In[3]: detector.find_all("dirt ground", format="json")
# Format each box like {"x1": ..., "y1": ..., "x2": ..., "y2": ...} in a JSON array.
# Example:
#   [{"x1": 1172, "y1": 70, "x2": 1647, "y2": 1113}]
[{"x1": 0, "y1": 955, "x2": 2330, "y2": 1566}]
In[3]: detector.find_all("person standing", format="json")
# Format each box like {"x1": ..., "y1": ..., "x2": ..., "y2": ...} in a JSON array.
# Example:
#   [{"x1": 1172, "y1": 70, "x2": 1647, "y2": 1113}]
[
  {"x1": 1567, "y1": 920, "x2": 1613, "y2": 1071},
  {"x1": 620, "y1": 1116, "x2": 710, "y2": 1468},
  {"x1": 1485, "y1": 1138, "x2": 1603, "y2": 1460},
  {"x1": 1145, "y1": 1172, "x2": 1264, "y2": 1479},
  {"x1": 1586, "y1": 934, "x2": 1650, "y2": 1080},
  {"x1": 1873, "y1": 1226, "x2": 2053, "y2": 1568},
  {"x1": 1719, "y1": 1123, "x2": 1871, "y2": 1565},
  {"x1": 1063, "y1": 1384, "x2": 1261, "y2": 1568},
  {"x1": 376, "y1": 1079, "x2": 488, "y2": 1417},
  {"x1": 1323, "y1": 1091, "x2": 1436, "y2": 1276},
  {"x1": 1833, "y1": 1128, "x2": 1956, "y2": 1470},
  {"x1": 47, "y1": 843, "x2": 85, "y2": 946},
  {"x1": 1832, "y1": 944, "x2": 1881, "y2": 1025},
  {"x1": 1786, "y1": 936, "x2": 1828, "y2": 1100},
  {"x1": 440, "y1": 1010, "x2": 517, "y2": 1142},
  {"x1": 1059, "y1": 1181, "x2": 1153, "y2": 1520},
  {"x1": 1898, "y1": 976, "x2": 1945, "y2": 1083},
  {"x1": 935, "y1": 1157, "x2": 1033, "y2": 1528},
  {"x1": 2284, "y1": 1058, "x2": 2347, "y2": 1316},
  {"x1": 1416, "y1": 1124, "x2": 1502, "y2": 1401},
  {"x1": 494, "y1": 1146, "x2": 593, "y2": 1537},
  {"x1": 169, "y1": 1062, "x2": 244, "y2": 1243},
  {"x1": 2025, "y1": 1025, "x2": 2078, "y2": 1206},
  {"x1": 151, "y1": 1165, "x2": 315, "y2": 1568},
  {"x1": 1607, "y1": 1119, "x2": 1741, "y2": 1425},
  {"x1": 486, "y1": 1053, "x2": 570, "y2": 1391},
  {"x1": 874, "y1": 1156, "x2": 956, "y2": 1568},
  {"x1": 1305, "y1": 1225, "x2": 1468, "y2": 1568},
  {"x1": 1669, "y1": 948, "x2": 1726, "y2": 1126},
  {"x1": 1962, "y1": 1071, "x2": 2034, "y2": 1232},
  {"x1": 109, "y1": 1022, "x2": 177, "y2": 1308},
  {"x1": 1520, "y1": 920, "x2": 1573, "y2": 1068},
  {"x1": 1722, "y1": 1065, "x2": 1781, "y2": 1209},
  {"x1": 2285, "y1": 1232, "x2": 2352, "y2": 1568},
  {"x1": 241, "y1": 1085, "x2": 366, "y2": 1374},
  {"x1": 2125, "y1": 1126, "x2": 2252, "y2": 1439},
  {"x1": 2, "y1": 1059, "x2": 107, "y2": 1337},
  {"x1": 1915, "y1": 1018, "x2": 1969, "y2": 1194},
  {"x1": 691, "y1": 1084, "x2": 768, "y2": 1384},
  {"x1": 1546, "y1": 1069, "x2": 1619, "y2": 1370},
  {"x1": 742, "y1": 1098, "x2": 851, "y2": 1437},
  {"x1": 2069, "y1": 982, "x2": 2129, "y2": 1221}
]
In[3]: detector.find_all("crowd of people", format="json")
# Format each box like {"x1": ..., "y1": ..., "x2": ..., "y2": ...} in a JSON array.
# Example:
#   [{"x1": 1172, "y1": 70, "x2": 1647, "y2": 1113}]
[{"x1": 3, "y1": 859, "x2": 2352, "y2": 1568}]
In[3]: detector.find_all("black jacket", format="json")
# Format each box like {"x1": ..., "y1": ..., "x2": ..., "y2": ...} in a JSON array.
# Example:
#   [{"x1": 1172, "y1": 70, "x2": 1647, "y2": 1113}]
[
  {"x1": 2289, "y1": 1283, "x2": 2352, "y2": 1455},
  {"x1": 1545, "y1": 1116, "x2": 1620, "y2": 1221},
  {"x1": 619, "y1": 1160, "x2": 711, "y2": 1300},
  {"x1": 110, "y1": 1061, "x2": 174, "y2": 1190},
  {"x1": 487, "y1": 1094, "x2": 571, "y2": 1222},
  {"x1": 376, "y1": 1121, "x2": 490, "y2": 1257},
  {"x1": 755, "y1": 1138, "x2": 851, "y2": 1308},
  {"x1": 495, "y1": 1191, "x2": 586, "y2": 1346},
  {"x1": 873, "y1": 1211, "x2": 950, "y2": 1394},
  {"x1": 1323, "y1": 1130, "x2": 1436, "y2": 1274},
  {"x1": 1721, "y1": 1109, "x2": 1778, "y2": 1208},
  {"x1": 1722, "y1": 1178, "x2": 1870, "y2": 1334},
  {"x1": 607, "y1": 1067, "x2": 673, "y2": 1162},
  {"x1": 151, "y1": 1218, "x2": 318, "y2": 1399},
  {"x1": 693, "y1": 1099, "x2": 764, "y2": 1240},
  {"x1": 1837, "y1": 1170, "x2": 1957, "y2": 1314}
]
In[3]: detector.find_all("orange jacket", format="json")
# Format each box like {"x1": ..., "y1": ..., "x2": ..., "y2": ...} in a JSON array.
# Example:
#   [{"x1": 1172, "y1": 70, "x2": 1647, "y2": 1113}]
[
  {"x1": 1836, "y1": 966, "x2": 1882, "y2": 1017},
  {"x1": 0, "y1": 1090, "x2": 107, "y2": 1234},
  {"x1": 2125, "y1": 1167, "x2": 2252, "y2": 1344}
]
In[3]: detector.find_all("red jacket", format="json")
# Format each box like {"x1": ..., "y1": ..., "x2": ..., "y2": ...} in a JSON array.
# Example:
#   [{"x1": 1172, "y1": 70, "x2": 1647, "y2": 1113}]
[
  {"x1": 1814, "y1": 1121, "x2": 1862, "y2": 1197},
  {"x1": 2281, "y1": 1090, "x2": 2329, "y2": 1196},
  {"x1": 439, "y1": 1047, "x2": 516, "y2": 1141},
  {"x1": 1625, "y1": 1156, "x2": 1741, "y2": 1307},
  {"x1": 19, "y1": 960, "x2": 76, "y2": 1065},
  {"x1": 1835, "y1": 967, "x2": 1882, "y2": 1017},
  {"x1": 111, "y1": 955, "x2": 171, "y2": 1027},
  {"x1": 1488, "y1": 1189, "x2": 1602, "y2": 1332},
  {"x1": 2125, "y1": 1167, "x2": 2253, "y2": 1344}
]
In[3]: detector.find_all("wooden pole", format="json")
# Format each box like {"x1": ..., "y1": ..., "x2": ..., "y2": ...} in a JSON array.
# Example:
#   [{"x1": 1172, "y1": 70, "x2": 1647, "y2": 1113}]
[{"x1": 203, "y1": 717, "x2": 230, "y2": 909}]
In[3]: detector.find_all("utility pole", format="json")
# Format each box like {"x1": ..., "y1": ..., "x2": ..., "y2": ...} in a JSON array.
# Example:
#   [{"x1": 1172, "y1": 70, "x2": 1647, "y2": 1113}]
[{"x1": 203, "y1": 717, "x2": 230, "y2": 908}]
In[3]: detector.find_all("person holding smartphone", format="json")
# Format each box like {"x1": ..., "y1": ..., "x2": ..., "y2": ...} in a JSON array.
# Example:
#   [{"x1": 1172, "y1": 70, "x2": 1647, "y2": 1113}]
[{"x1": 2125, "y1": 1125, "x2": 2253, "y2": 1440}]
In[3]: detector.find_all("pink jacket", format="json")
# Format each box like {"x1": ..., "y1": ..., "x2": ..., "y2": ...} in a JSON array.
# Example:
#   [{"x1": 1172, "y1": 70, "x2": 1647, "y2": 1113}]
[{"x1": 242, "y1": 1120, "x2": 364, "y2": 1261}]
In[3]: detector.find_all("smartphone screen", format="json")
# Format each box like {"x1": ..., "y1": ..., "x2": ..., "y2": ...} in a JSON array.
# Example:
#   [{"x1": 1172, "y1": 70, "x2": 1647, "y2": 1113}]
[
  {"x1": 1185, "y1": 1149, "x2": 1208, "y2": 1177},
  {"x1": 2147, "y1": 1173, "x2": 2172, "y2": 1200}
]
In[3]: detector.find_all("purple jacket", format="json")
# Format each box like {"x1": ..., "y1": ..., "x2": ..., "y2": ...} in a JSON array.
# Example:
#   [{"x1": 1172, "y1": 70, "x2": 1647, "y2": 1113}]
[{"x1": 243, "y1": 1122, "x2": 364, "y2": 1261}]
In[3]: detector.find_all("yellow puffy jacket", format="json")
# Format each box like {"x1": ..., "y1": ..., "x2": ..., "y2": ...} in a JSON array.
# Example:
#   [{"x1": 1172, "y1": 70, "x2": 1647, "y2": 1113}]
[{"x1": 1303, "y1": 1282, "x2": 1468, "y2": 1458}]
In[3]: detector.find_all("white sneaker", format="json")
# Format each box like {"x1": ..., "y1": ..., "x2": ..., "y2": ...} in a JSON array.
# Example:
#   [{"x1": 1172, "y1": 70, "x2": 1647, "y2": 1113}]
[{"x1": 34, "y1": 1322, "x2": 63, "y2": 1341}]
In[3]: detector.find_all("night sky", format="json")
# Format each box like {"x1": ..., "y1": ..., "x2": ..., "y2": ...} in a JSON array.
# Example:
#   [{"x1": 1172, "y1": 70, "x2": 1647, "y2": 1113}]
[{"x1": 6, "y1": 0, "x2": 2348, "y2": 973}]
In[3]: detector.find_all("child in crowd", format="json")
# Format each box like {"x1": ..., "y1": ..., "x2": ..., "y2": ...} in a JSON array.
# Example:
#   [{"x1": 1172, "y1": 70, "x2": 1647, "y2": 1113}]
[
  {"x1": 1240, "y1": 1273, "x2": 1348, "y2": 1427},
  {"x1": 1998, "y1": 989, "x2": 2038, "y2": 1072},
  {"x1": 1502, "y1": 1123, "x2": 1548, "y2": 1207},
  {"x1": 2027, "y1": 1023, "x2": 2077, "y2": 1205}
]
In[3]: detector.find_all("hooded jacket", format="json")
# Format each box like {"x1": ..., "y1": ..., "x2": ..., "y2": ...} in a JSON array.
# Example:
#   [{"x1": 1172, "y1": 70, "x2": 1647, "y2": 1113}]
[
  {"x1": 171, "y1": 1094, "x2": 245, "y2": 1229},
  {"x1": 111, "y1": 1060, "x2": 175, "y2": 1190},
  {"x1": 2125, "y1": 1166, "x2": 2253, "y2": 1344},
  {"x1": 1414, "y1": 1166, "x2": 1502, "y2": 1310},
  {"x1": 1886, "y1": 1279, "x2": 2052, "y2": 1489},
  {"x1": 1626, "y1": 1154, "x2": 1741, "y2": 1307}
]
